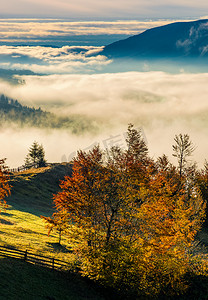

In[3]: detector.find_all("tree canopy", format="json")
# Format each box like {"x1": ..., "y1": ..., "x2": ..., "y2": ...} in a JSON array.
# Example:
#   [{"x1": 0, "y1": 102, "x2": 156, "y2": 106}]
[{"x1": 43, "y1": 126, "x2": 207, "y2": 297}]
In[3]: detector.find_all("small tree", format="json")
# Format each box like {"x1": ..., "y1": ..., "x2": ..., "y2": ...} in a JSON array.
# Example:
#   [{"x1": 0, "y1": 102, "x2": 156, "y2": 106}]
[
  {"x1": 25, "y1": 141, "x2": 46, "y2": 168},
  {"x1": 42, "y1": 210, "x2": 69, "y2": 244},
  {"x1": 0, "y1": 159, "x2": 11, "y2": 211},
  {"x1": 24, "y1": 154, "x2": 31, "y2": 169},
  {"x1": 172, "y1": 134, "x2": 195, "y2": 178}
]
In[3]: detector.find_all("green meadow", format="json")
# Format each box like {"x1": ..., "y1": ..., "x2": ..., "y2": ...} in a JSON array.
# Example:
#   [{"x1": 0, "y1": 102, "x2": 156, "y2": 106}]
[{"x1": 0, "y1": 165, "x2": 74, "y2": 257}]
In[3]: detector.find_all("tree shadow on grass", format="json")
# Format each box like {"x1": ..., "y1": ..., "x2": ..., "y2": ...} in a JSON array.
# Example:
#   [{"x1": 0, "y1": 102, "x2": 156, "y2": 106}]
[
  {"x1": 0, "y1": 257, "x2": 107, "y2": 300},
  {"x1": 0, "y1": 217, "x2": 14, "y2": 225},
  {"x1": 0, "y1": 211, "x2": 13, "y2": 217},
  {"x1": 46, "y1": 242, "x2": 73, "y2": 253}
]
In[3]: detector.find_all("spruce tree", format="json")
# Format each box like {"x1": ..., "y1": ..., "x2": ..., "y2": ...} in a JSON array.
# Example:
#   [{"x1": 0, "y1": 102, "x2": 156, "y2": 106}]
[{"x1": 25, "y1": 141, "x2": 46, "y2": 168}]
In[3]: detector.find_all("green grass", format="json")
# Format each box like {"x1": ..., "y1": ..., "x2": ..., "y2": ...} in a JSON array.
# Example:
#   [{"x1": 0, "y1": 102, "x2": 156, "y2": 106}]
[
  {"x1": 0, "y1": 207, "x2": 75, "y2": 261},
  {"x1": 0, "y1": 164, "x2": 75, "y2": 259},
  {"x1": 198, "y1": 227, "x2": 208, "y2": 248},
  {"x1": 8, "y1": 163, "x2": 72, "y2": 216}
]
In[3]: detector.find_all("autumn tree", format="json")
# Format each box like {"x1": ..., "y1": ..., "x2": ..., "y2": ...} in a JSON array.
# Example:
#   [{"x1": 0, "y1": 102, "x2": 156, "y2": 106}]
[
  {"x1": 42, "y1": 209, "x2": 69, "y2": 244},
  {"x1": 0, "y1": 159, "x2": 11, "y2": 210},
  {"x1": 195, "y1": 161, "x2": 208, "y2": 226},
  {"x1": 126, "y1": 123, "x2": 148, "y2": 161},
  {"x1": 172, "y1": 133, "x2": 195, "y2": 178},
  {"x1": 44, "y1": 126, "x2": 206, "y2": 297}
]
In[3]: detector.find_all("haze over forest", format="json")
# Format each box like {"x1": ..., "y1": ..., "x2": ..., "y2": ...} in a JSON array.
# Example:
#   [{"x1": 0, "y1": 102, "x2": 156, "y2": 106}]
[{"x1": 0, "y1": 14, "x2": 208, "y2": 167}]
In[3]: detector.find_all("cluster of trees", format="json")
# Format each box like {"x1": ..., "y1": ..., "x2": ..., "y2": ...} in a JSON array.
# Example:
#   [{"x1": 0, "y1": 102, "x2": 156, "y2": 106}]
[{"x1": 42, "y1": 125, "x2": 208, "y2": 297}]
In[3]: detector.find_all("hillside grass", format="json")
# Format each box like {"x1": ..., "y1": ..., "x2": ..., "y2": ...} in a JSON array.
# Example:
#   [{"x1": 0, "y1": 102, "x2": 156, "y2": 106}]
[
  {"x1": 0, "y1": 164, "x2": 76, "y2": 261},
  {"x1": 0, "y1": 207, "x2": 76, "y2": 262},
  {"x1": 8, "y1": 163, "x2": 72, "y2": 216}
]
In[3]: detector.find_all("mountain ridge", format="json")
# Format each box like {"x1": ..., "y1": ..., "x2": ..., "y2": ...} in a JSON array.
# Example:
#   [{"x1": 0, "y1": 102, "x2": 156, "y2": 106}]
[{"x1": 103, "y1": 19, "x2": 208, "y2": 60}]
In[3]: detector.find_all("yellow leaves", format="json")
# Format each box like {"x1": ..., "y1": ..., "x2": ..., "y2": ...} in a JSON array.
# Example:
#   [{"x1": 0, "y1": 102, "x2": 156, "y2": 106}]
[
  {"x1": 0, "y1": 159, "x2": 11, "y2": 211},
  {"x1": 189, "y1": 254, "x2": 208, "y2": 276}
]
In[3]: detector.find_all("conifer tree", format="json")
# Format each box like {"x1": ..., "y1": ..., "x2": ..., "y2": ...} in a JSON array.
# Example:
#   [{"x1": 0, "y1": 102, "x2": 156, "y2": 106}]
[{"x1": 25, "y1": 141, "x2": 46, "y2": 168}]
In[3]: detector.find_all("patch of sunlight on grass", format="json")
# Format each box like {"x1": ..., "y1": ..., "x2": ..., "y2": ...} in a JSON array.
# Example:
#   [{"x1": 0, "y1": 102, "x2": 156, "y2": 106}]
[
  {"x1": 0, "y1": 206, "x2": 75, "y2": 263},
  {"x1": 13, "y1": 166, "x2": 51, "y2": 176}
]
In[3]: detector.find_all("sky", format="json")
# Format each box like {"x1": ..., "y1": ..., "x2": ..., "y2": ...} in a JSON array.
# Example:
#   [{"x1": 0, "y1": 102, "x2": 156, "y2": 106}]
[{"x1": 1, "y1": 0, "x2": 208, "y2": 19}]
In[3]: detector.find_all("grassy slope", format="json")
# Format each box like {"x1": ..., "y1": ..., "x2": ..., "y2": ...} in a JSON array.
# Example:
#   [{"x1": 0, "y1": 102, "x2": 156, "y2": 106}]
[
  {"x1": 8, "y1": 163, "x2": 72, "y2": 216},
  {"x1": 0, "y1": 164, "x2": 111, "y2": 300},
  {"x1": 0, "y1": 164, "x2": 76, "y2": 258}
]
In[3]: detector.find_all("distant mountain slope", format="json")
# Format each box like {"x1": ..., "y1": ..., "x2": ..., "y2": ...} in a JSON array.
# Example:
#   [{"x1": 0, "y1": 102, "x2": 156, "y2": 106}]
[
  {"x1": 0, "y1": 94, "x2": 95, "y2": 133},
  {"x1": 103, "y1": 19, "x2": 208, "y2": 60},
  {"x1": 0, "y1": 94, "x2": 52, "y2": 127},
  {"x1": 0, "y1": 68, "x2": 36, "y2": 84}
]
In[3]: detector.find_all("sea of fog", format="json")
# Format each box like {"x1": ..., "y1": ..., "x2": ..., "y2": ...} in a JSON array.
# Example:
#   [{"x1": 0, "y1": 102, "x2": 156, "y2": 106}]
[{"x1": 0, "y1": 18, "x2": 207, "y2": 168}]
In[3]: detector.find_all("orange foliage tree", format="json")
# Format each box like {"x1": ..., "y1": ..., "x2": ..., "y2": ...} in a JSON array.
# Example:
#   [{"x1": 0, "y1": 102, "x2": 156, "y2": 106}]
[
  {"x1": 43, "y1": 125, "x2": 206, "y2": 297},
  {"x1": 0, "y1": 159, "x2": 11, "y2": 210},
  {"x1": 42, "y1": 209, "x2": 70, "y2": 245}
]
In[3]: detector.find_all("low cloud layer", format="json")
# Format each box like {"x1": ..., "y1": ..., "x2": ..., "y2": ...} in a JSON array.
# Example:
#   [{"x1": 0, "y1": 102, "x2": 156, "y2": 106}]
[
  {"x1": 0, "y1": 19, "x2": 207, "y2": 169},
  {"x1": 0, "y1": 19, "x2": 196, "y2": 46},
  {"x1": 0, "y1": 45, "x2": 110, "y2": 74},
  {"x1": 0, "y1": 71, "x2": 208, "y2": 168}
]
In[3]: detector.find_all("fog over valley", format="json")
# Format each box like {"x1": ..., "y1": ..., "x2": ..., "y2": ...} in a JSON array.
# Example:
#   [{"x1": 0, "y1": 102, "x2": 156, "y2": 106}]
[
  {"x1": 1, "y1": 70, "x2": 208, "y2": 167},
  {"x1": 0, "y1": 18, "x2": 208, "y2": 168}
]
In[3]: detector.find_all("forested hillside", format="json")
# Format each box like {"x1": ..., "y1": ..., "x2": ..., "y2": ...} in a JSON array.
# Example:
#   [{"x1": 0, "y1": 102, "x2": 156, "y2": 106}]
[{"x1": 0, "y1": 94, "x2": 93, "y2": 133}]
